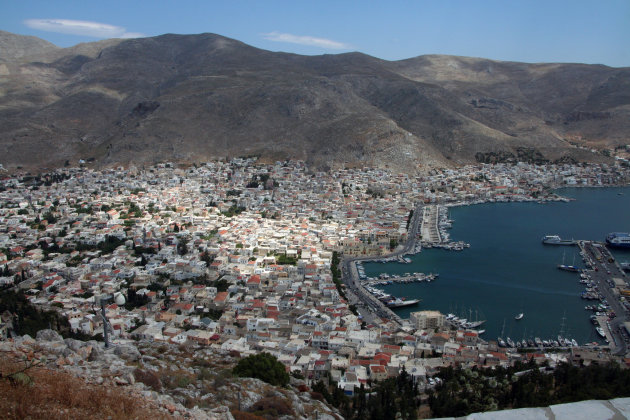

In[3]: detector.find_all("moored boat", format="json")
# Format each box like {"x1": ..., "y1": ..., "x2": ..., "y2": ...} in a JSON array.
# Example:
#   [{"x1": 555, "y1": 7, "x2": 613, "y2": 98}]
[
  {"x1": 606, "y1": 232, "x2": 630, "y2": 249},
  {"x1": 542, "y1": 235, "x2": 576, "y2": 246},
  {"x1": 558, "y1": 264, "x2": 580, "y2": 272},
  {"x1": 385, "y1": 297, "x2": 420, "y2": 308}
]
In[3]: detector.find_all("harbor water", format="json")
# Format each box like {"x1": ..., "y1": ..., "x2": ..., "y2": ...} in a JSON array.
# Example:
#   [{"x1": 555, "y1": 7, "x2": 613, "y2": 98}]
[{"x1": 363, "y1": 186, "x2": 630, "y2": 345}]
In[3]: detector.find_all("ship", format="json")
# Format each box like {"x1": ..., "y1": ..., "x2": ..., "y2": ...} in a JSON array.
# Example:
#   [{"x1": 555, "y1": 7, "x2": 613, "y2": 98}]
[
  {"x1": 385, "y1": 297, "x2": 420, "y2": 308},
  {"x1": 515, "y1": 313, "x2": 524, "y2": 320},
  {"x1": 542, "y1": 235, "x2": 576, "y2": 245},
  {"x1": 606, "y1": 232, "x2": 630, "y2": 249}
]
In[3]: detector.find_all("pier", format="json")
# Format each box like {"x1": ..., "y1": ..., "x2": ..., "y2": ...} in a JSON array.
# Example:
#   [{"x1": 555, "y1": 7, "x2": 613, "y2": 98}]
[
  {"x1": 420, "y1": 204, "x2": 470, "y2": 250},
  {"x1": 420, "y1": 205, "x2": 441, "y2": 243},
  {"x1": 360, "y1": 272, "x2": 438, "y2": 286},
  {"x1": 576, "y1": 240, "x2": 629, "y2": 355}
]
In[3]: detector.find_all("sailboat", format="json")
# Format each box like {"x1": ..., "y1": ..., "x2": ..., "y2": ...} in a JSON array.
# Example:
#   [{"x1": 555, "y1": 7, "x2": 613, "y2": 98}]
[
  {"x1": 558, "y1": 251, "x2": 580, "y2": 272},
  {"x1": 497, "y1": 318, "x2": 506, "y2": 347}
]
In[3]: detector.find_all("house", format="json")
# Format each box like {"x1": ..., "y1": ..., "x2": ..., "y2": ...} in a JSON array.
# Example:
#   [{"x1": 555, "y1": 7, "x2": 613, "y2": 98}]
[
  {"x1": 369, "y1": 364, "x2": 388, "y2": 382},
  {"x1": 188, "y1": 330, "x2": 220, "y2": 345},
  {"x1": 213, "y1": 292, "x2": 229, "y2": 308}
]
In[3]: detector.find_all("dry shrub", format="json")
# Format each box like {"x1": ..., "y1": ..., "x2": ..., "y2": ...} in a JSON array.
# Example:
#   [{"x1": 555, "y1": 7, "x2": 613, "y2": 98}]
[
  {"x1": 133, "y1": 368, "x2": 163, "y2": 391},
  {"x1": 297, "y1": 384, "x2": 310, "y2": 392},
  {"x1": 232, "y1": 410, "x2": 266, "y2": 420},
  {"x1": 159, "y1": 368, "x2": 195, "y2": 390},
  {"x1": 250, "y1": 396, "x2": 294, "y2": 419},
  {"x1": 310, "y1": 391, "x2": 324, "y2": 401},
  {"x1": 0, "y1": 357, "x2": 171, "y2": 420},
  {"x1": 193, "y1": 356, "x2": 213, "y2": 368}
]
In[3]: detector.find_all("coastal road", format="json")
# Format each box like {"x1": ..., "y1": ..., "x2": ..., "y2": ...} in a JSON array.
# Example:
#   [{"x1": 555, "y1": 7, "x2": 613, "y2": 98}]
[
  {"x1": 579, "y1": 241, "x2": 629, "y2": 356},
  {"x1": 340, "y1": 203, "x2": 423, "y2": 326}
]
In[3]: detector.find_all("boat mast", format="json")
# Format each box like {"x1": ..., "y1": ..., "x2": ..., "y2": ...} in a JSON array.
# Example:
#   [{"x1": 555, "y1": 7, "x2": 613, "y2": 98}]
[{"x1": 559, "y1": 312, "x2": 566, "y2": 337}]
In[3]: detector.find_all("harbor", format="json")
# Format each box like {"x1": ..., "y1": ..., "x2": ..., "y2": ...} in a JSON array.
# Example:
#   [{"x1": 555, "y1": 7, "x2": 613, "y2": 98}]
[{"x1": 360, "y1": 186, "x2": 630, "y2": 347}]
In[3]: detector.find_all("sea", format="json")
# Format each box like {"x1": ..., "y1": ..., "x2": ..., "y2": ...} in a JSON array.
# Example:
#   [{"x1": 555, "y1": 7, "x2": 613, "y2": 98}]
[{"x1": 363, "y1": 186, "x2": 630, "y2": 345}]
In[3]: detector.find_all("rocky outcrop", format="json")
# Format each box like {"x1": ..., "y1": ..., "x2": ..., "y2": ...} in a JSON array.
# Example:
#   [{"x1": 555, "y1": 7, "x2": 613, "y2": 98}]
[{"x1": 1, "y1": 332, "x2": 338, "y2": 419}]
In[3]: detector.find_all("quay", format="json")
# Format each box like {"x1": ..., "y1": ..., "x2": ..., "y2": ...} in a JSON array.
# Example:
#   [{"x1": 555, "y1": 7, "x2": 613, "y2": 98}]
[
  {"x1": 420, "y1": 204, "x2": 470, "y2": 250},
  {"x1": 420, "y1": 205, "x2": 441, "y2": 243},
  {"x1": 576, "y1": 240, "x2": 629, "y2": 355}
]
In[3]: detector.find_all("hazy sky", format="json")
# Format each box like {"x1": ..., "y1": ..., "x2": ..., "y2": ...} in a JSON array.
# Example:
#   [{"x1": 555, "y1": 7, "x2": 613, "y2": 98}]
[{"x1": 2, "y1": 0, "x2": 629, "y2": 67}]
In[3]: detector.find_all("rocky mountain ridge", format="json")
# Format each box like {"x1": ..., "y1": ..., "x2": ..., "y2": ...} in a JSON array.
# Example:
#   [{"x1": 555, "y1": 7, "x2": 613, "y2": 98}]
[{"x1": 0, "y1": 30, "x2": 628, "y2": 172}]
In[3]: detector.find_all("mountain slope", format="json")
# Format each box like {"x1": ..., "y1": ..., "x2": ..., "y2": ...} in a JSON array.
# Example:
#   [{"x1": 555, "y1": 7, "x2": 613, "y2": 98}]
[{"x1": 0, "y1": 31, "x2": 627, "y2": 171}]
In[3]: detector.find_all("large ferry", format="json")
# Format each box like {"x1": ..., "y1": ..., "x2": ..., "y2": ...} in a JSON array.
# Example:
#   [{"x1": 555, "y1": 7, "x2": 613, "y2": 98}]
[
  {"x1": 606, "y1": 232, "x2": 630, "y2": 249},
  {"x1": 542, "y1": 235, "x2": 576, "y2": 245}
]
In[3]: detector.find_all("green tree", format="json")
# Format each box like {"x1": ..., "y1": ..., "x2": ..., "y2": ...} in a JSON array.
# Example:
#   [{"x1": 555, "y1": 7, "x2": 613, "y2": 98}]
[{"x1": 232, "y1": 353, "x2": 289, "y2": 387}]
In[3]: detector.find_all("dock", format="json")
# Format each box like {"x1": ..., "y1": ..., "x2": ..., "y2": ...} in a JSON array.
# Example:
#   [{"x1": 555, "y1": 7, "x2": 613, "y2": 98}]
[
  {"x1": 420, "y1": 205, "x2": 441, "y2": 243},
  {"x1": 360, "y1": 273, "x2": 438, "y2": 286},
  {"x1": 419, "y1": 204, "x2": 470, "y2": 250},
  {"x1": 575, "y1": 240, "x2": 629, "y2": 355}
]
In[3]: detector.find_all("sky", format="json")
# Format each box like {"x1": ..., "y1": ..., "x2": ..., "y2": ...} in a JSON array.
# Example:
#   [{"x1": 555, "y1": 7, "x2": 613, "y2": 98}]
[{"x1": 1, "y1": 0, "x2": 629, "y2": 67}]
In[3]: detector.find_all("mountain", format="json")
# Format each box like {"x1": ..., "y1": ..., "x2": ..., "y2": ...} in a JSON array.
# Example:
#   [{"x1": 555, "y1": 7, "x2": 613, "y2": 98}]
[{"x1": 0, "y1": 31, "x2": 628, "y2": 171}]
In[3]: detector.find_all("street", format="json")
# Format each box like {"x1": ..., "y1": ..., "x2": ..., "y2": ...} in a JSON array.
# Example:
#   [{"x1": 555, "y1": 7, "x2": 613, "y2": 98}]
[{"x1": 340, "y1": 203, "x2": 423, "y2": 326}]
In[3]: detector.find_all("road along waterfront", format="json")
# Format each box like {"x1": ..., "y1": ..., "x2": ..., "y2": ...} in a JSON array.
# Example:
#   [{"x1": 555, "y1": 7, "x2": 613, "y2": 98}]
[
  {"x1": 340, "y1": 202, "x2": 424, "y2": 326},
  {"x1": 360, "y1": 186, "x2": 630, "y2": 346}
]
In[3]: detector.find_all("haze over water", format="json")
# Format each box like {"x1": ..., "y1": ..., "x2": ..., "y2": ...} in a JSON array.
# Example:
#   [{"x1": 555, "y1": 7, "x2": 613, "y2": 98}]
[{"x1": 364, "y1": 186, "x2": 630, "y2": 345}]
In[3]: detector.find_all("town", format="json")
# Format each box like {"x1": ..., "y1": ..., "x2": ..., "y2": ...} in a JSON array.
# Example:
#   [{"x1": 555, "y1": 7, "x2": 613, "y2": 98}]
[{"x1": 1, "y1": 158, "x2": 630, "y2": 397}]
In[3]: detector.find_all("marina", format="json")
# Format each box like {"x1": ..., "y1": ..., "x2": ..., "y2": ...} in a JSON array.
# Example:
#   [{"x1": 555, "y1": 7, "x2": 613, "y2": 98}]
[{"x1": 362, "y1": 186, "x2": 630, "y2": 346}]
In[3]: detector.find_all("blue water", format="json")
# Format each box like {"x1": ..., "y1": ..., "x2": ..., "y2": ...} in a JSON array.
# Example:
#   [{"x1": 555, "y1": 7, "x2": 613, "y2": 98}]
[{"x1": 363, "y1": 186, "x2": 630, "y2": 344}]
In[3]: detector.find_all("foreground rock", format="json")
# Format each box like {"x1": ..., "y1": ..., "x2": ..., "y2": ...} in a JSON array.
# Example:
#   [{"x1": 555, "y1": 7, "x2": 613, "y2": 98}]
[{"x1": 1, "y1": 331, "x2": 338, "y2": 419}]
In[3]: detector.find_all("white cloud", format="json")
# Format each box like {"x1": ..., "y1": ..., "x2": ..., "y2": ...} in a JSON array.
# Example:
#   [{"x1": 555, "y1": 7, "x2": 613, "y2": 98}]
[
  {"x1": 262, "y1": 31, "x2": 350, "y2": 50},
  {"x1": 24, "y1": 19, "x2": 144, "y2": 39}
]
